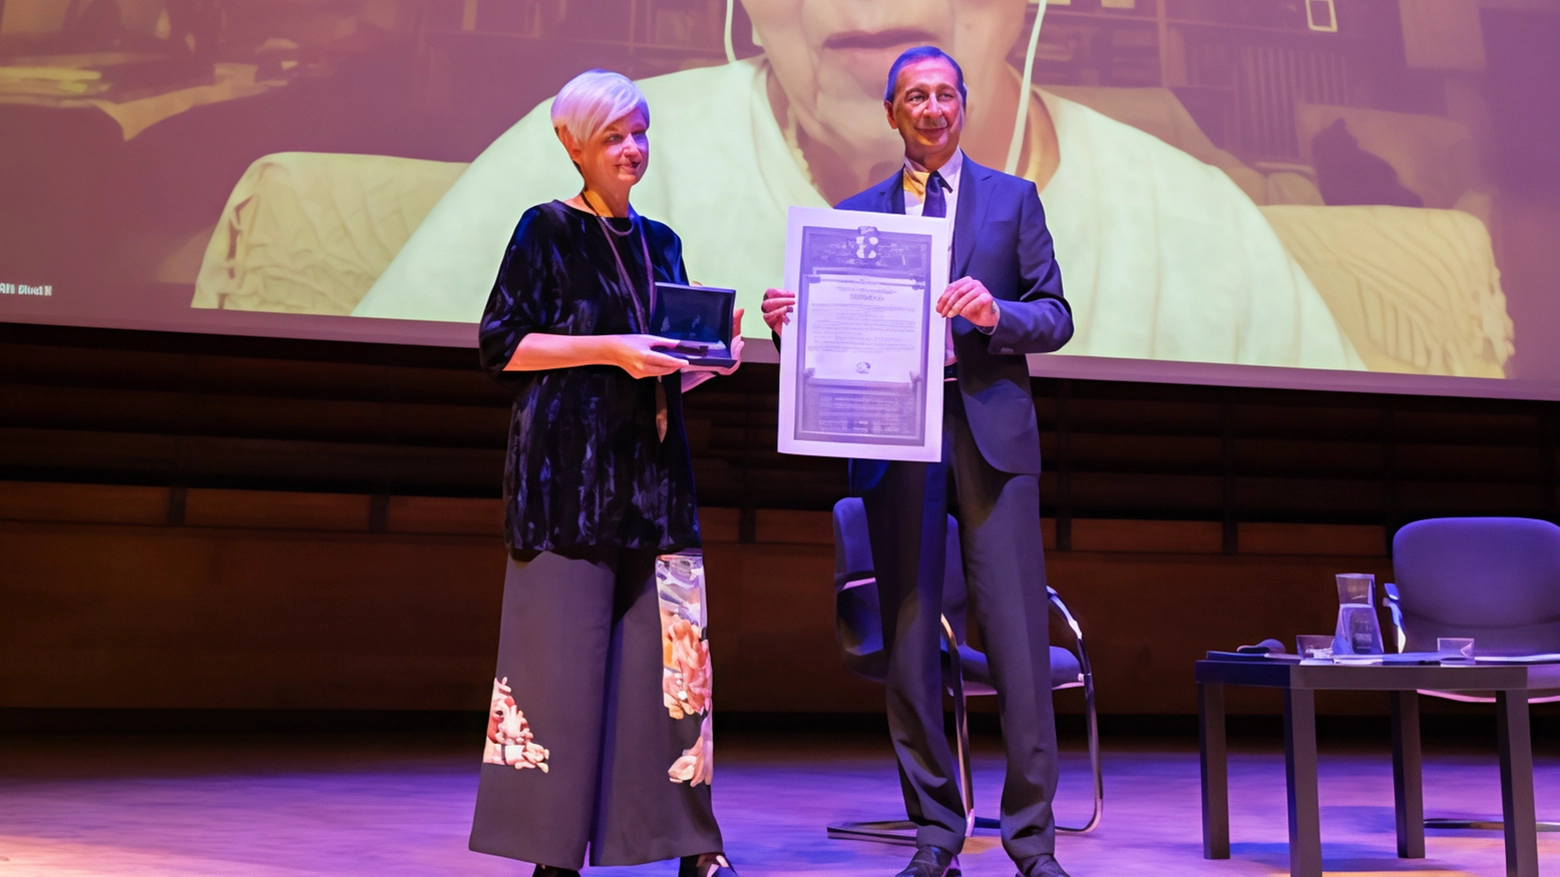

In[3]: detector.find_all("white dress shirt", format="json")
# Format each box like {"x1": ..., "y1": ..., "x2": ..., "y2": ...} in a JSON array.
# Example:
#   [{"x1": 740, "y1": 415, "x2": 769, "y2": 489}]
[{"x1": 903, "y1": 147, "x2": 964, "y2": 223}]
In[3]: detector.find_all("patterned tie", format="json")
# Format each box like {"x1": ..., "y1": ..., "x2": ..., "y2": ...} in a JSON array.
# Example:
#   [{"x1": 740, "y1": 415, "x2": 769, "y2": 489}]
[{"x1": 923, "y1": 170, "x2": 948, "y2": 218}]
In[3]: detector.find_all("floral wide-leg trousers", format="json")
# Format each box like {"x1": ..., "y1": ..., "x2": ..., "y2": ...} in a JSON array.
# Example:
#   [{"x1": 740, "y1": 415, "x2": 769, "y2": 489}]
[{"x1": 470, "y1": 547, "x2": 722, "y2": 869}]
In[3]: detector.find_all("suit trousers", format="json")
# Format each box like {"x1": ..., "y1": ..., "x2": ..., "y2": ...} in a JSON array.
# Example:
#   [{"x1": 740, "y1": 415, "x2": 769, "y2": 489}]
[
  {"x1": 858, "y1": 385, "x2": 1059, "y2": 859},
  {"x1": 469, "y1": 548, "x2": 723, "y2": 868}
]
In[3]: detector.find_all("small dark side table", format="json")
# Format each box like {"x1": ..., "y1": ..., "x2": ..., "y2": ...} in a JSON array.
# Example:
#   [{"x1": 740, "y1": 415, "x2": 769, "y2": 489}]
[{"x1": 1197, "y1": 658, "x2": 1560, "y2": 877}]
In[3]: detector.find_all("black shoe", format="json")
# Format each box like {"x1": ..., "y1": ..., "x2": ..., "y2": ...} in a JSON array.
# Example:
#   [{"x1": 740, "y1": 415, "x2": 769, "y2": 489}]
[
  {"x1": 531, "y1": 867, "x2": 580, "y2": 877},
  {"x1": 895, "y1": 845, "x2": 961, "y2": 877},
  {"x1": 1015, "y1": 853, "x2": 1071, "y2": 877},
  {"x1": 679, "y1": 852, "x2": 738, "y2": 877}
]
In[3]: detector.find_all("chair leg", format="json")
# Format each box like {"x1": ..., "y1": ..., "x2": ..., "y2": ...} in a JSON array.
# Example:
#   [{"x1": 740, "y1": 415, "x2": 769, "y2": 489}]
[
  {"x1": 1050, "y1": 588, "x2": 1103, "y2": 834},
  {"x1": 942, "y1": 615, "x2": 978, "y2": 838}
]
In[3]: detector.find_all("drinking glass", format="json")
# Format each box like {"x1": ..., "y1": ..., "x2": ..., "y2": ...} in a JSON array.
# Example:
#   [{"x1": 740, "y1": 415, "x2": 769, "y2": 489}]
[
  {"x1": 1333, "y1": 573, "x2": 1384, "y2": 656},
  {"x1": 1296, "y1": 634, "x2": 1334, "y2": 661},
  {"x1": 1438, "y1": 637, "x2": 1475, "y2": 663}
]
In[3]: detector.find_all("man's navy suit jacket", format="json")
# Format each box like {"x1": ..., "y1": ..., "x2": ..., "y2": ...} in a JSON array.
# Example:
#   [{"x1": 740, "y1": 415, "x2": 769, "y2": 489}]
[{"x1": 836, "y1": 156, "x2": 1073, "y2": 486}]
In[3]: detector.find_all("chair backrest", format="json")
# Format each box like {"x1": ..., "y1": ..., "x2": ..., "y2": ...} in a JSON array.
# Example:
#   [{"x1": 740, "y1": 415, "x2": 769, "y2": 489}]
[
  {"x1": 832, "y1": 498, "x2": 969, "y2": 668},
  {"x1": 1392, "y1": 517, "x2": 1560, "y2": 655}
]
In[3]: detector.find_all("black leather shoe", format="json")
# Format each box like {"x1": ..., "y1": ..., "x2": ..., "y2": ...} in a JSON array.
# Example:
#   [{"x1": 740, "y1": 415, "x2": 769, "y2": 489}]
[
  {"x1": 679, "y1": 852, "x2": 738, "y2": 877},
  {"x1": 1015, "y1": 853, "x2": 1071, "y2": 877},
  {"x1": 531, "y1": 867, "x2": 580, "y2": 877},
  {"x1": 895, "y1": 845, "x2": 961, "y2": 877}
]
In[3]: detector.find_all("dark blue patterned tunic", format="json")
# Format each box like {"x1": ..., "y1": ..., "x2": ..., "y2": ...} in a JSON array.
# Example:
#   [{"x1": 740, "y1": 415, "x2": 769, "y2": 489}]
[{"x1": 478, "y1": 200, "x2": 701, "y2": 554}]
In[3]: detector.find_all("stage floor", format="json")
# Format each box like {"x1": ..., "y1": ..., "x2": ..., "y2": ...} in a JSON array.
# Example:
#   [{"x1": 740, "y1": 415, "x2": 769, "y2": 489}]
[{"x1": 0, "y1": 730, "x2": 1555, "y2": 876}]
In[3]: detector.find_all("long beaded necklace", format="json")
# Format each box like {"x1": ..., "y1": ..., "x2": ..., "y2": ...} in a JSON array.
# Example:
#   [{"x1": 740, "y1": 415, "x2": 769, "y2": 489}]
[
  {"x1": 580, "y1": 189, "x2": 669, "y2": 441},
  {"x1": 581, "y1": 189, "x2": 656, "y2": 334}
]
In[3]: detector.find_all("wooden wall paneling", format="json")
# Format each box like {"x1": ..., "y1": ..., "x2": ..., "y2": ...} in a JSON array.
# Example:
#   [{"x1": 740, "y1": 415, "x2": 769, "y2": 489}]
[
  {"x1": 1393, "y1": 479, "x2": 1548, "y2": 517},
  {"x1": 1391, "y1": 407, "x2": 1540, "y2": 445},
  {"x1": 0, "y1": 426, "x2": 180, "y2": 477},
  {"x1": 0, "y1": 508, "x2": 1453, "y2": 716},
  {"x1": 1233, "y1": 438, "x2": 1385, "y2": 478},
  {"x1": 384, "y1": 363, "x2": 511, "y2": 407},
  {"x1": 183, "y1": 489, "x2": 373, "y2": 531},
  {"x1": 1069, "y1": 472, "x2": 1225, "y2": 517},
  {"x1": 0, "y1": 522, "x2": 503, "y2": 710},
  {"x1": 5, "y1": 324, "x2": 1560, "y2": 718},
  {"x1": 0, "y1": 481, "x2": 170, "y2": 526},
  {"x1": 698, "y1": 507, "x2": 742, "y2": 544},
  {"x1": 1, "y1": 383, "x2": 186, "y2": 433},
  {"x1": 1234, "y1": 401, "x2": 1387, "y2": 441},
  {"x1": 1069, "y1": 432, "x2": 1224, "y2": 473},
  {"x1": 0, "y1": 341, "x2": 188, "y2": 390},
  {"x1": 172, "y1": 435, "x2": 496, "y2": 488},
  {"x1": 1234, "y1": 476, "x2": 1386, "y2": 521},
  {"x1": 379, "y1": 401, "x2": 511, "y2": 447},
  {"x1": 1070, "y1": 519, "x2": 1223, "y2": 554},
  {"x1": 184, "y1": 355, "x2": 400, "y2": 401},
  {"x1": 1066, "y1": 397, "x2": 1222, "y2": 436},
  {"x1": 1053, "y1": 379, "x2": 1074, "y2": 550},
  {"x1": 186, "y1": 395, "x2": 392, "y2": 443},
  {"x1": 1544, "y1": 409, "x2": 1560, "y2": 521},
  {"x1": 386, "y1": 496, "x2": 505, "y2": 536},
  {"x1": 1393, "y1": 442, "x2": 1542, "y2": 481},
  {"x1": 1237, "y1": 522, "x2": 1385, "y2": 557},
  {"x1": 753, "y1": 509, "x2": 834, "y2": 546},
  {"x1": 1220, "y1": 393, "x2": 1237, "y2": 554}
]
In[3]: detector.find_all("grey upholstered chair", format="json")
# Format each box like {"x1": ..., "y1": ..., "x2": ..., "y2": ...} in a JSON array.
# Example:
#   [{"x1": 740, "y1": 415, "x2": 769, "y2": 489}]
[
  {"x1": 1384, "y1": 516, "x2": 1560, "y2": 832},
  {"x1": 826, "y1": 496, "x2": 1102, "y2": 844}
]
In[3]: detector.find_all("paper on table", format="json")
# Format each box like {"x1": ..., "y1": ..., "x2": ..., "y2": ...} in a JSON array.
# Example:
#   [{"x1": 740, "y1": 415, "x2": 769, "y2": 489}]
[
  {"x1": 1473, "y1": 653, "x2": 1560, "y2": 664},
  {"x1": 777, "y1": 206, "x2": 950, "y2": 462}
]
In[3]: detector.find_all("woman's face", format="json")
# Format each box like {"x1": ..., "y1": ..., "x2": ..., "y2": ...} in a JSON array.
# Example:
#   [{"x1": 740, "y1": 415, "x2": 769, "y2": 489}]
[
  {"x1": 562, "y1": 108, "x2": 650, "y2": 196},
  {"x1": 741, "y1": 0, "x2": 1026, "y2": 158}
]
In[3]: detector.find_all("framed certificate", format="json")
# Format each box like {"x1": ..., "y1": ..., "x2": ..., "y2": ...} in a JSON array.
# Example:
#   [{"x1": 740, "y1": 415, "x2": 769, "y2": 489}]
[{"x1": 777, "y1": 206, "x2": 951, "y2": 462}]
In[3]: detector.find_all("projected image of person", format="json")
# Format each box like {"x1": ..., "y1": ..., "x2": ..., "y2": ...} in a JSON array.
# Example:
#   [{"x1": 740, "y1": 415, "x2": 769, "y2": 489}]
[
  {"x1": 470, "y1": 69, "x2": 742, "y2": 877},
  {"x1": 354, "y1": 0, "x2": 1363, "y2": 371}
]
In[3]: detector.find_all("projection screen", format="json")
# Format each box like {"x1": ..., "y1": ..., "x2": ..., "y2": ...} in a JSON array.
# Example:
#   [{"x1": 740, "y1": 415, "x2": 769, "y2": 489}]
[{"x1": 2, "y1": 0, "x2": 1558, "y2": 400}]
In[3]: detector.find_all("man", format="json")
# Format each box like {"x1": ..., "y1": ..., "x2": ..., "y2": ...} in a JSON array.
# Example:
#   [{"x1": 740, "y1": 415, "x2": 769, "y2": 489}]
[
  {"x1": 762, "y1": 47, "x2": 1073, "y2": 877},
  {"x1": 349, "y1": 0, "x2": 1361, "y2": 373}
]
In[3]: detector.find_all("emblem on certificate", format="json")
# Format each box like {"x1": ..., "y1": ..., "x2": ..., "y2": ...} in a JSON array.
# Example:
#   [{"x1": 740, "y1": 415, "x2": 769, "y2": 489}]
[{"x1": 777, "y1": 206, "x2": 951, "y2": 462}]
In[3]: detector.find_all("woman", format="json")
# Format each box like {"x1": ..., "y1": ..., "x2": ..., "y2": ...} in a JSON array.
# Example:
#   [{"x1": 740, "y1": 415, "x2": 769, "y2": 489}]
[{"x1": 472, "y1": 69, "x2": 743, "y2": 877}]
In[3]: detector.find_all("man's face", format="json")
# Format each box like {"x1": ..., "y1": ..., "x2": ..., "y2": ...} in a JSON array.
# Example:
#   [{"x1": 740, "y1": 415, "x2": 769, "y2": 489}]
[
  {"x1": 885, "y1": 58, "x2": 965, "y2": 163},
  {"x1": 741, "y1": 0, "x2": 1026, "y2": 161}
]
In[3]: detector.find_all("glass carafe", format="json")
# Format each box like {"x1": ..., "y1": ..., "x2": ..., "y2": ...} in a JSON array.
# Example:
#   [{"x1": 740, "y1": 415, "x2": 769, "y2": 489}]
[{"x1": 1332, "y1": 573, "x2": 1384, "y2": 656}]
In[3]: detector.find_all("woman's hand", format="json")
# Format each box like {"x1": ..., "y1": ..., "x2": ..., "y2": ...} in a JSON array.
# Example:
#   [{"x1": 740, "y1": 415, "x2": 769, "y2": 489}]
[
  {"x1": 761, "y1": 288, "x2": 795, "y2": 336},
  {"x1": 612, "y1": 335, "x2": 688, "y2": 379},
  {"x1": 716, "y1": 308, "x2": 745, "y2": 376}
]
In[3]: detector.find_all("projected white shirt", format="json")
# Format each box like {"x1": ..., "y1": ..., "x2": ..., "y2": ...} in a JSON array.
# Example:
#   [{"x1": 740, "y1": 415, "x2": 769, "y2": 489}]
[{"x1": 355, "y1": 59, "x2": 1361, "y2": 372}]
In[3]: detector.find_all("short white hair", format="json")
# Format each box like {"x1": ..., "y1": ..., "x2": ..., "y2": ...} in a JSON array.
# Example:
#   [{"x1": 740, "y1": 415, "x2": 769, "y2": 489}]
[{"x1": 550, "y1": 69, "x2": 649, "y2": 146}]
